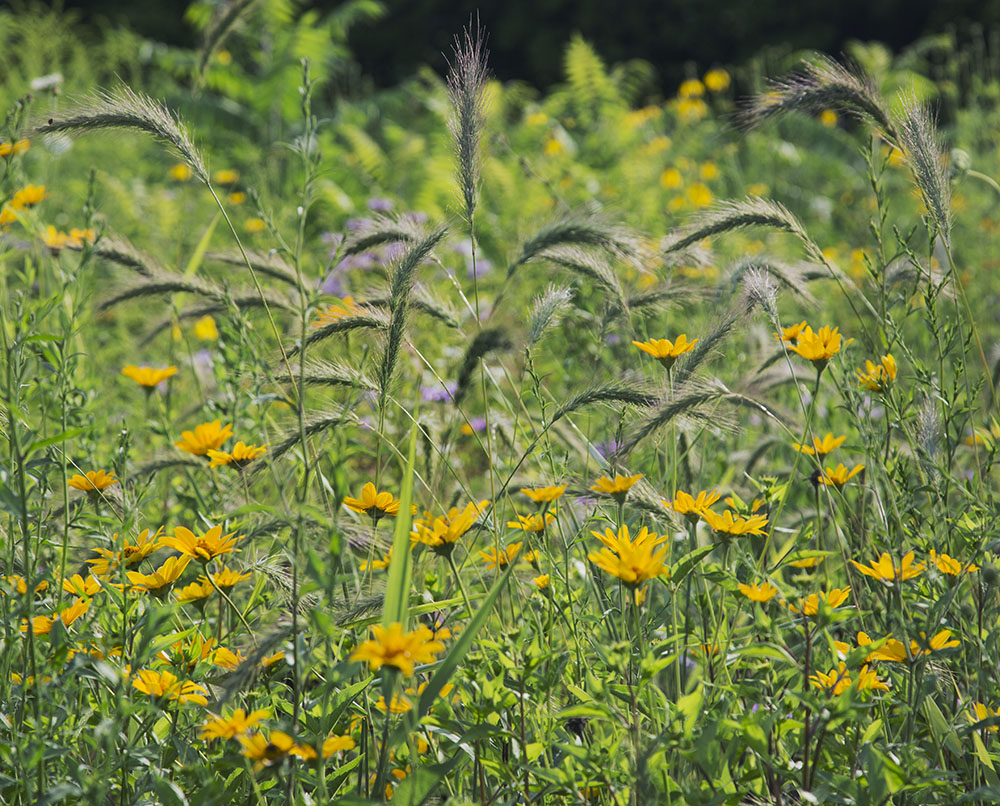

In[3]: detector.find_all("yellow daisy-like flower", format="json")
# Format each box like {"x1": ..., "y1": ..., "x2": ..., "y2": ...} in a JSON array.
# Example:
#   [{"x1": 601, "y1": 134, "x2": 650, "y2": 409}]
[
  {"x1": 857, "y1": 631, "x2": 908, "y2": 662},
  {"x1": 4, "y1": 575, "x2": 48, "y2": 596},
  {"x1": 678, "y1": 78, "x2": 705, "y2": 98},
  {"x1": 911, "y1": 630, "x2": 960, "y2": 655},
  {"x1": 0, "y1": 139, "x2": 29, "y2": 157},
  {"x1": 361, "y1": 549, "x2": 392, "y2": 572},
  {"x1": 163, "y1": 525, "x2": 243, "y2": 563},
  {"x1": 787, "y1": 556, "x2": 825, "y2": 569},
  {"x1": 200, "y1": 708, "x2": 270, "y2": 741},
  {"x1": 785, "y1": 325, "x2": 852, "y2": 369},
  {"x1": 209, "y1": 567, "x2": 251, "y2": 588},
  {"x1": 320, "y1": 735, "x2": 356, "y2": 757},
  {"x1": 206, "y1": 441, "x2": 267, "y2": 469},
  {"x1": 10, "y1": 184, "x2": 46, "y2": 210},
  {"x1": 792, "y1": 433, "x2": 846, "y2": 456},
  {"x1": 784, "y1": 587, "x2": 851, "y2": 617},
  {"x1": 810, "y1": 662, "x2": 852, "y2": 696},
  {"x1": 662, "y1": 489, "x2": 721, "y2": 523},
  {"x1": 127, "y1": 555, "x2": 191, "y2": 596},
  {"x1": 132, "y1": 669, "x2": 208, "y2": 706},
  {"x1": 775, "y1": 320, "x2": 808, "y2": 345},
  {"x1": 703, "y1": 68, "x2": 731, "y2": 92},
  {"x1": 969, "y1": 703, "x2": 1000, "y2": 733},
  {"x1": 212, "y1": 646, "x2": 246, "y2": 671},
  {"x1": 193, "y1": 315, "x2": 219, "y2": 341},
  {"x1": 23, "y1": 598, "x2": 90, "y2": 635},
  {"x1": 68, "y1": 470, "x2": 118, "y2": 492},
  {"x1": 479, "y1": 541, "x2": 524, "y2": 570},
  {"x1": 929, "y1": 550, "x2": 979, "y2": 576},
  {"x1": 590, "y1": 473, "x2": 643, "y2": 503},
  {"x1": 587, "y1": 525, "x2": 669, "y2": 588},
  {"x1": 214, "y1": 169, "x2": 240, "y2": 185},
  {"x1": 174, "y1": 420, "x2": 234, "y2": 456},
  {"x1": 818, "y1": 463, "x2": 864, "y2": 487},
  {"x1": 533, "y1": 574, "x2": 551, "y2": 590},
  {"x1": 410, "y1": 501, "x2": 489, "y2": 555},
  {"x1": 631, "y1": 335, "x2": 697, "y2": 369},
  {"x1": 376, "y1": 692, "x2": 413, "y2": 714},
  {"x1": 520, "y1": 485, "x2": 566, "y2": 504},
  {"x1": 313, "y1": 296, "x2": 364, "y2": 327},
  {"x1": 61, "y1": 573, "x2": 101, "y2": 598},
  {"x1": 507, "y1": 512, "x2": 555, "y2": 533},
  {"x1": 176, "y1": 580, "x2": 215, "y2": 604},
  {"x1": 855, "y1": 664, "x2": 890, "y2": 692},
  {"x1": 169, "y1": 164, "x2": 192, "y2": 181},
  {"x1": 121, "y1": 365, "x2": 178, "y2": 387},
  {"x1": 87, "y1": 527, "x2": 163, "y2": 577},
  {"x1": 737, "y1": 581, "x2": 779, "y2": 603},
  {"x1": 343, "y1": 482, "x2": 401, "y2": 520},
  {"x1": 701, "y1": 509, "x2": 769, "y2": 537},
  {"x1": 851, "y1": 550, "x2": 925, "y2": 583},
  {"x1": 349, "y1": 622, "x2": 446, "y2": 677},
  {"x1": 239, "y1": 731, "x2": 296, "y2": 768},
  {"x1": 857, "y1": 354, "x2": 898, "y2": 392}
]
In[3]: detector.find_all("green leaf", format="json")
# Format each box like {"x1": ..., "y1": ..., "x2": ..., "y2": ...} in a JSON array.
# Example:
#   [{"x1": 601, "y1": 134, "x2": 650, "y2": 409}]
[
  {"x1": 183, "y1": 211, "x2": 221, "y2": 277},
  {"x1": 382, "y1": 421, "x2": 418, "y2": 628},
  {"x1": 25, "y1": 427, "x2": 89, "y2": 457},
  {"x1": 670, "y1": 545, "x2": 713, "y2": 585}
]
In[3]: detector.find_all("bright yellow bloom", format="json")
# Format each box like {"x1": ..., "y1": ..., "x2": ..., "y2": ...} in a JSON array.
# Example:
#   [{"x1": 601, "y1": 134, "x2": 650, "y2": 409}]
[
  {"x1": 376, "y1": 692, "x2": 413, "y2": 714},
  {"x1": 321, "y1": 735, "x2": 356, "y2": 757},
  {"x1": 699, "y1": 161, "x2": 719, "y2": 181},
  {"x1": 361, "y1": 549, "x2": 392, "y2": 572},
  {"x1": 193, "y1": 315, "x2": 219, "y2": 341},
  {"x1": 520, "y1": 485, "x2": 566, "y2": 504},
  {"x1": 68, "y1": 470, "x2": 118, "y2": 492},
  {"x1": 851, "y1": 550, "x2": 925, "y2": 583},
  {"x1": 788, "y1": 556, "x2": 825, "y2": 569},
  {"x1": 857, "y1": 632, "x2": 908, "y2": 662},
  {"x1": 169, "y1": 164, "x2": 192, "y2": 181},
  {"x1": 200, "y1": 708, "x2": 269, "y2": 741},
  {"x1": 212, "y1": 646, "x2": 246, "y2": 671},
  {"x1": 662, "y1": 489, "x2": 721, "y2": 522},
  {"x1": 349, "y1": 623, "x2": 445, "y2": 677},
  {"x1": 0, "y1": 206, "x2": 16, "y2": 227},
  {"x1": 857, "y1": 354, "x2": 898, "y2": 392},
  {"x1": 4, "y1": 576, "x2": 48, "y2": 596},
  {"x1": 738, "y1": 581, "x2": 779, "y2": 603},
  {"x1": 688, "y1": 182, "x2": 713, "y2": 207},
  {"x1": 660, "y1": 167, "x2": 683, "y2": 189},
  {"x1": 786, "y1": 325, "x2": 852, "y2": 368},
  {"x1": 343, "y1": 482, "x2": 401, "y2": 520},
  {"x1": 784, "y1": 587, "x2": 851, "y2": 616},
  {"x1": 479, "y1": 542, "x2": 524, "y2": 570},
  {"x1": 239, "y1": 731, "x2": 312, "y2": 769},
  {"x1": 0, "y1": 139, "x2": 29, "y2": 157},
  {"x1": 228, "y1": 192, "x2": 245, "y2": 205},
  {"x1": 87, "y1": 527, "x2": 162, "y2": 577},
  {"x1": 10, "y1": 184, "x2": 46, "y2": 210},
  {"x1": 588, "y1": 525, "x2": 669, "y2": 588},
  {"x1": 929, "y1": 550, "x2": 979, "y2": 575},
  {"x1": 703, "y1": 68, "x2": 731, "y2": 92},
  {"x1": 313, "y1": 296, "x2": 364, "y2": 327},
  {"x1": 131, "y1": 669, "x2": 208, "y2": 706},
  {"x1": 632, "y1": 335, "x2": 697, "y2": 369},
  {"x1": 969, "y1": 703, "x2": 1000, "y2": 732},
  {"x1": 176, "y1": 580, "x2": 215, "y2": 604},
  {"x1": 855, "y1": 664, "x2": 890, "y2": 691},
  {"x1": 61, "y1": 573, "x2": 101, "y2": 598},
  {"x1": 819, "y1": 463, "x2": 864, "y2": 486},
  {"x1": 214, "y1": 169, "x2": 240, "y2": 185},
  {"x1": 23, "y1": 598, "x2": 90, "y2": 635},
  {"x1": 775, "y1": 320, "x2": 808, "y2": 345},
  {"x1": 820, "y1": 109, "x2": 838, "y2": 127},
  {"x1": 533, "y1": 574, "x2": 550, "y2": 590},
  {"x1": 810, "y1": 662, "x2": 852, "y2": 695},
  {"x1": 590, "y1": 473, "x2": 643, "y2": 502},
  {"x1": 912, "y1": 630, "x2": 960, "y2": 654},
  {"x1": 678, "y1": 78, "x2": 705, "y2": 98},
  {"x1": 175, "y1": 420, "x2": 233, "y2": 455},
  {"x1": 701, "y1": 509, "x2": 769, "y2": 537},
  {"x1": 163, "y1": 525, "x2": 243, "y2": 562},
  {"x1": 206, "y1": 441, "x2": 267, "y2": 469},
  {"x1": 121, "y1": 365, "x2": 178, "y2": 387},
  {"x1": 410, "y1": 501, "x2": 489, "y2": 554},
  {"x1": 792, "y1": 433, "x2": 846, "y2": 456},
  {"x1": 244, "y1": 217, "x2": 266, "y2": 234},
  {"x1": 127, "y1": 555, "x2": 191, "y2": 595},
  {"x1": 507, "y1": 512, "x2": 555, "y2": 532},
  {"x1": 209, "y1": 567, "x2": 251, "y2": 588}
]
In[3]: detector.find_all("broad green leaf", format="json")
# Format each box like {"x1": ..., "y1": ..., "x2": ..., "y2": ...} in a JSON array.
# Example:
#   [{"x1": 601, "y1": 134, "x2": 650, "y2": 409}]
[
  {"x1": 183, "y1": 211, "x2": 221, "y2": 277},
  {"x1": 382, "y1": 421, "x2": 418, "y2": 628}
]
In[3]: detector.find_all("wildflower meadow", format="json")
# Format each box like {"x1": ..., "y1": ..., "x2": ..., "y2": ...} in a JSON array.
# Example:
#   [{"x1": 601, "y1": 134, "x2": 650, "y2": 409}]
[{"x1": 3, "y1": 4, "x2": 1000, "y2": 804}]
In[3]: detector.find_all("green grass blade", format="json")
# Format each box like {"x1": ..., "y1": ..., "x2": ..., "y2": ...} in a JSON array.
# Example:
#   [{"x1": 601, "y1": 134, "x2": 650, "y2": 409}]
[{"x1": 381, "y1": 420, "x2": 418, "y2": 628}]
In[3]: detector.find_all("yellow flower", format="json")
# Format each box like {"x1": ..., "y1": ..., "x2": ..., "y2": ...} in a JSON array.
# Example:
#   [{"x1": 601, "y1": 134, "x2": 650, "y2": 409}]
[
  {"x1": 851, "y1": 550, "x2": 925, "y2": 583},
  {"x1": 857, "y1": 354, "x2": 898, "y2": 392},
  {"x1": 0, "y1": 206, "x2": 16, "y2": 227},
  {"x1": 687, "y1": 182, "x2": 714, "y2": 207},
  {"x1": 786, "y1": 325, "x2": 852, "y2": 369},
  {"x1": 544, "y1": 137, "x2": 565, "y2": 156},
  {"x1": 228, "y1": 191, "x2": 246, "y2": 205},
  {"x1": 969, "y1": 703, "x2": 1000, "y2": 732},
  {"x1": 212, "y1": 646, "x2": 246, "y2": 671},
  {"x1": 376, "y1": 692, "x2": 413, "y2": 714},
  {"x1": 214, "y1": 169, "x2": 240, "y2": 185},
  {"x1": 699, "y1": 161, "x2": 719, "y2": 181},
  {"x1": 787, "y1": 556, "x2": 825, "y2": 569},
  {"x1": 775, "y1": 320, "x2": 808, "y2": 345},
  {"x1": 174, "y1": 420, "x2": 233, "y2": 455},
  {"x1": 361, "y1": 549, "x2": 392, "y2": 572},
  {"x1": 349, "y1": 623, "x2": 445, "y2": 677},
  {"x1": 169, "y1": 164, "x2": 192, "y2": 181},
  {"x1": 820, "y1": 109, "x2": 838, "y2": 127},
  {"x1": 703, "y1": 68, "x2": 731, "y2": 92},
  {"x1": 193, "y1": 315, "x2": 219, "y2": 341},
  {"x1": 701, "y1": 509, "x2": 769, "y2": 537},
  {"x1": 4, "y1": 576, "x2": 48, "y2": 596},
  {"x1": 313, "y1": 297, "x2": 364, "y2": 327},
  {"x1": 127, "y1": 556, "x2": 191, "y2": 595},
  {"x1": 810, "y1": 662, "x2": 852, "y2": 695},
  {"x1": 68, "y1": 470, "x2": 118, "y2": 492},
  {"x1": 10, "y1": 184, "x2": 46, "y2": 210},
  {"x1": 792, "y1": 433, "x2": 845, "y2": 456},
  {"x1": 61, "y1": 573, "x2": 101, "y2": 598},
  {"x1": 912, "y1": 630, "x2": 960, "y2": 654},
  {"x1": 632, "y1": 335, "x2": 697, "y2": 369},
  {"x1": 321, "y1": 735, "x2": 356, "y2": 757},
  {"x1": 200, "y1": 708, "x2": 270, "y2": 741},
  {"x1": 23, "y1": 598, "x2": 90, "y2": 635},
  {"x1": 533, "y1": 574, "x2": 550, "y2": 590},
  {"x1": 0, "y1": 139, "x2": 29, "y2": 157},
  {"x1": 239, "y1": 731, "x2": 308, "y2": 769},
  {"x1": 855, "y1": 664, "x2": 890, "y2": 691},
  {"x1": 662, "y1": 489, "x2": 721, "y2": 523},
  {"x1": 507, "y1": 512, "x2": 555, "y2": 532},
  {"x1": 209, "y1": 567, "x2": 251, "y2": 588},
  {"x1": 929, "y1": 550, "x2": 979, "y2": 575},
  {"x1": 784, "y1": 587, "x2": 851, "y2": 617},
  {"x1": 132, "y1": 669, "x2": 208, "y2": 706},
  {"x1": 121, "y1": 365, "x2": 178, "y2": 387},
  {"x1": 244, "y1": 218, "x2": 266, "y2": 234},
  {"x1": 857, "y1": 632, "x2": 908, "y2": 662},
  {"x1": 479, "y1": 542, "x2": 524, "y2": 570},
  {"x1": 343, "y1": 482, "x2": 401, "y2": 520},
  {"x1": 163, "y1": 525, "x2": 243, "y2": 563},
  {"x1": 411, "y1": 501, "x2": 489, "y2": 555},
  {"x1": 590, "y1": 473, "x2": 643, "y2": 502},
  {"x1": 520, "y1": 484, "x2": 566, "y2": 504},
  {"x1": 588, "y1": 525, "x2": 669, "y2": 588},
  {"x1": 87, "y1": 527, "x2": 163, "y2": 577},
  {"x1": 261, "y1": 651, "x2": 285, "y2": 668},
  {"x1": 659, "y1": 168, "x2": 683, "y2": 189},
  {"x1": 176, "y1": 580, "x2": 215, "y2": 604},
  {"x1": 678, "y1": 78, "x2": 705, "y2": 98},
  {"x1": 737, "y1": 581, "x2": 779, "y2": 603},
  {"x1": 677, "y1": 98, "x2": 708, "y2": 122},
  {"x1": 818, "y1": 463, "x2": 864, "y2": 487},
  {"x1": 207, "y1": 441, "x2": 267, "y2": 469}
]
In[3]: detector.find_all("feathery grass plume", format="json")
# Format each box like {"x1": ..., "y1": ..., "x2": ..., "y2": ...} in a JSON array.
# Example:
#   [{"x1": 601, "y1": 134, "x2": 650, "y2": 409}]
[
  {"x1": 897, "y1": 97, "x2": 952, "y2": 246},
  {"x1": 207, "y1": 250, "x2": 299, "y2": 288},
  {"x1": 66, "y1": 232, "x2": 162, "y2": 278},
  {"x1": 366, "y1": 288, "x2": 460, "y2": 328},
  {"x1": 35, "y1": 86, "x2": 207, "y2": 183},
  {"x1": 447, "y1": 19, "x2": 489, "y2": 225},
  {"x1": 884, "y1": 256, "x2": 951, "y2": 297},
  {"x1": 541, "y1": 246, "x2": 629, "y2": 316},
  {"x1": 730, "y1": 258, "x2": 815, "y2": 306},
  {"x1": 140, "y1": 295, "x2": 297, "y2": 345},
  {"x1": 263, "y1": 407, "x2": 357, "y2": 466},
  {"x1": 601, "y1": 283, "x2": 703, "y2": 333},
  {"x1": 197, "y1": 0, "x2": 262, "y2": 79},
  {"x1": 743, "y1": 54, "x2": 895, "y2": 138},
  {"x1": 550, "y1": 381, "x2": 657, "y2": 426},
  {"x1": 216, "y1": 624, "x2": 290, "y2": 705},
  {"x1": 528, "y1": 285, "x2": 573, "y2": 347},
  {"x1": 342, "y1": 214, "x2": 424, "y2": 258},
  {"x1": 665, "y1": 197, "x2": 804, "y2": 256},
  {"x1": 335, "y1": 593, "x2": 387, "y2": 628},
  {"x1": 378, "y1": 226, "x2": 448, "y2": 408},
  {"x1": 278, "y1": 359, "x2": 376, "y2": 391},
  {"x1": 287, "y1": 308, "x2": 389, "y2": 359},
  {"x1": 671, "y1": 287, "x2": 759, "y2": 387},
  {"x1": 615, "y1": 381, "x2": 730, "y2": 458},
  {"x1": 454, "y1": 327, "x2": 513, "y2": 405},
  {"x1": 98, "y1": 274, "x2": 228, "y2": 310}
]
